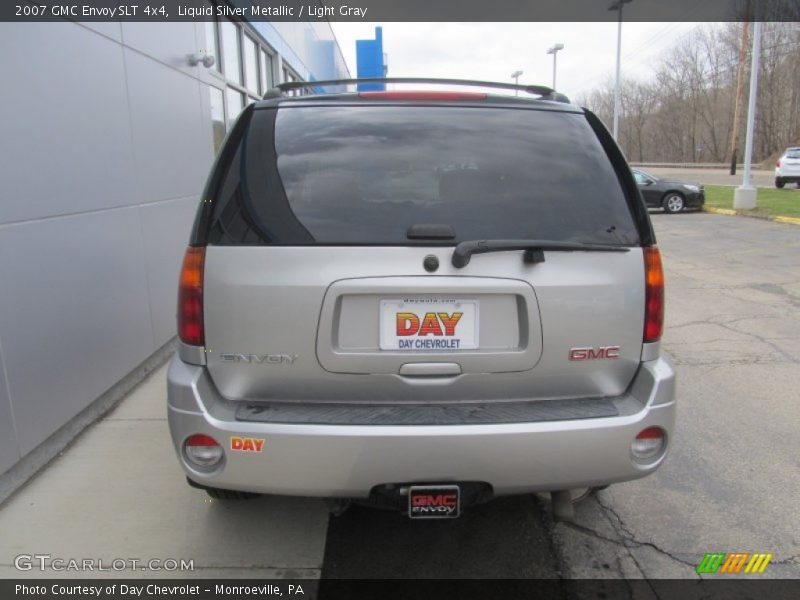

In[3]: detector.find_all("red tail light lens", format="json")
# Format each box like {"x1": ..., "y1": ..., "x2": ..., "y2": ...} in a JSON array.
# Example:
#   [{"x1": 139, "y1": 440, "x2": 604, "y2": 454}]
[
  {"x1": 358, "y1": 91, "x2": 487, "y2": 101},
  {"x1": 178, "y1": 246, "x2": 205, "y2": 346},
  {"x1": 776, "y1": 160, "x2": 781, "y2": 167},
  {"x1": 643, "y1": 247, "x2": 664, "y2": 343},
  {"x1": 185, "y1": 433, "x2": 219, "y2": 447}
]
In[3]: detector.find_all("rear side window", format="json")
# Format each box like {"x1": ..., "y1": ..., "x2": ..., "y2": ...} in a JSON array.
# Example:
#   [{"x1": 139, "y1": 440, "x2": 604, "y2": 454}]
[{"x1": 205, "y1": 105, "x2": 640, "y2": 246}]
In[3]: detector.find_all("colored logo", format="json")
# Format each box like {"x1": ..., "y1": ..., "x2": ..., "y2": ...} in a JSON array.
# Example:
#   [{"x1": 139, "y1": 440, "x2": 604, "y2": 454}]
[
  {"x1": 230, "y1": 436, "x2": 265, "y2": 452},
  {"x1": 396, "y1": 312, "x2": 463, "y2": 337},
  {"x1": 408, "y1": 486, "x2": 460, "y2": 519},
  {"x1": 696, "y1": 552, "x2": 773, "y2": 574}
]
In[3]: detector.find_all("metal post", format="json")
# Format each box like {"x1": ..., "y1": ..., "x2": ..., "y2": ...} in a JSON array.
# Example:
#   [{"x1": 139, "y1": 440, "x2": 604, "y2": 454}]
[
  {"x1": 734, "y1": 20, "x2": 762, "y2": 209},
  {"x1": 612, "y1": 3, "x2": 624, "y2": 140},
  {"x1": 510, "y1": 70, "x2": 523, "y2": 96},
  {"x1": 546, "y1": 44, "x2": 564, "y2": 91},
  {"x1": 742, "y1": 20, "x2": 761, "y2": 189},
  {"x1": 729, "y1": 18, "x2": 751, "y2": 175}
]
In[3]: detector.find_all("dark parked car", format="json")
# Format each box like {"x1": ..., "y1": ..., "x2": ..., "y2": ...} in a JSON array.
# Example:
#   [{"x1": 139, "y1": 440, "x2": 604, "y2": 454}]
[{"x1": 632, "y1": 168, "x2": 705, "y2": 213}]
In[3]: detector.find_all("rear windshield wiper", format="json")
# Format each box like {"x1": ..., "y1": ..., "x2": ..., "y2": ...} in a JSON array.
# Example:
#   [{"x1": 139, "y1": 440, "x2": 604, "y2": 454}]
[{"x1": 452, "y1": 239, "x2": 630, "y2": 268}]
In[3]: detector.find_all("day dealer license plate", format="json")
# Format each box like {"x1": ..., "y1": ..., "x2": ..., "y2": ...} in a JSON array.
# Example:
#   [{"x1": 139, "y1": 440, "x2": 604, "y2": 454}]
[{"x1": 379, "y1": 298, "x2": 479, "y2": 351}]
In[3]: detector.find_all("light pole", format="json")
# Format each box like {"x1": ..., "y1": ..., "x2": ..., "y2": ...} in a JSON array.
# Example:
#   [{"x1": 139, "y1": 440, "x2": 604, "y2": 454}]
[
  {"x1": 608, "y1": 0, "x2": 633, "y2": 141},
  {"x1": 733, "y1": 20, "x2": 762, "y2": 210},
  {"x1": 546, "y1": 43, "x2": 564, "y2": 90},
  {"x1": 510, "y1": 70, "x2": 524, "y2": 95}
]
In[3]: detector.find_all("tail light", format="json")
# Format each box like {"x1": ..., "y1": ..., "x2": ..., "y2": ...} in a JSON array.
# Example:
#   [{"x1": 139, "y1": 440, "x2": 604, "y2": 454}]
[
  {"x1": 178, "y1": 246, "x2": 205, "y2": 346},
  {"x1": 776, "y1": 160, "x2": 780, "y2": 168},
  {"x1": 631, "y1": 427, "x2": 666, "y2": 462},
  {"x1": 643, "y1": 247, "x2": 664, "y2": 343},
  {"x1": 183, "y1": 434, "x2": 223, "y2": 468}
]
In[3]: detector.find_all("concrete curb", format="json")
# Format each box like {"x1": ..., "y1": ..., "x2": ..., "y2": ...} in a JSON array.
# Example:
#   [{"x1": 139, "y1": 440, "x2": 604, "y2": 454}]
[
  {"x1": 703, "y1": 206, "x2": 800, "y2": 226},
  {"x1": 704, "y1": 207, "x2": 738, "y2": 216}
]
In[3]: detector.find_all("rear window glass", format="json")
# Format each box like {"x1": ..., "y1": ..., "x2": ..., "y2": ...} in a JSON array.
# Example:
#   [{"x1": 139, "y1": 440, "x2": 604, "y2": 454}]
[
  {"x1": 785, "y1": 149, "x2": 800, "y2": 159},
  {"x1": 206, "y1": 105, "x2": 639, "y2": 246}
]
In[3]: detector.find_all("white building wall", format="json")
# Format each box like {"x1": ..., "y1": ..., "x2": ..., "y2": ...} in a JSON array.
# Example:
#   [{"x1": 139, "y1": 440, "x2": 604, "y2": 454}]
[{"x1": 0, "y1": 17, "x2": 349, "y2": 476}]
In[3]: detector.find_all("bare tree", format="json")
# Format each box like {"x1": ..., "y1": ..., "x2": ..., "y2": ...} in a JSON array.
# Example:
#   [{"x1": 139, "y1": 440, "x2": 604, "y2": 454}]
[{"x1": 580, "y1": 21, "x2": 800, "y2": 164}]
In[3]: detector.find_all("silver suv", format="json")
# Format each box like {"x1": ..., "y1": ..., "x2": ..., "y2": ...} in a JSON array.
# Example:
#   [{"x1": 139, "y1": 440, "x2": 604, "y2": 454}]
[
  {"x1": 167, "y1": 78, "x2": 676, "y2": 519},
  {"x1": 775, "y1": 147, "x2": 800, "y2": 188}
]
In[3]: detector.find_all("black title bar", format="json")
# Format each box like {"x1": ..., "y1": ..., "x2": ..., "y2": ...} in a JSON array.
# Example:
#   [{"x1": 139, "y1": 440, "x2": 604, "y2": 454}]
[{"x1": 3, "y1": 0, "x2": 800, "y2": 22}]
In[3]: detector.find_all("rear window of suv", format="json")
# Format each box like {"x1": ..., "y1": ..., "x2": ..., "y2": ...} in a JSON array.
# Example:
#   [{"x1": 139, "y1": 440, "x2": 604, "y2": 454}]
[{"x1": 205, "y1": 105, "x2": 640, "y2": 246}]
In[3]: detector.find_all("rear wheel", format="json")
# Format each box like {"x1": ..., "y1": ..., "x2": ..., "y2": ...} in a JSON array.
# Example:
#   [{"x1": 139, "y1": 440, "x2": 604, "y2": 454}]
[
  {"x1": 775, "y1": 178, "x2": 785, "y2": 189},
  {"x1": 662, "y1": 193, "x2": 685, "y2": 213},
  {"x1": 324, "y1": 498, "x2": 352, "y2": 516},
  {"x1": 205, "y1": 487, "x2": 260, "y2": 500}
]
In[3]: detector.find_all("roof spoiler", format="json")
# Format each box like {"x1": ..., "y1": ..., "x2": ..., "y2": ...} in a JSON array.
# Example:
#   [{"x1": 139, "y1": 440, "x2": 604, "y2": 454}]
[{"x1": 263, "y1": 77, "x2": 571, "y2": 103}]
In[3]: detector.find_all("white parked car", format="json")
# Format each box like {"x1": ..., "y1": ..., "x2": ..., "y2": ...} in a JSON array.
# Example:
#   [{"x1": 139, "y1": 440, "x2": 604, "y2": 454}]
[{"x1": 775, "y1": 147, "x2": 800, "y2": 188}]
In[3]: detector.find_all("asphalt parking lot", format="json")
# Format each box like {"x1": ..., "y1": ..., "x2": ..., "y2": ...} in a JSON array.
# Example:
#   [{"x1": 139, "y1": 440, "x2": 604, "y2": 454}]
[
  {"x1": 0, "y1": 212, "x2": 798, "y2": 580},
  {"x1": 556, "y1": 212, "x2": 800, "y2": 579}
]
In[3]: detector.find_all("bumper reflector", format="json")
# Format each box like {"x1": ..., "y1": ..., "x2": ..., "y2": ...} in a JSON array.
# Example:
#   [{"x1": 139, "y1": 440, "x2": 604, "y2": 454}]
[
  {"x1": 184, "y1": 434, "x2": 223, "y2": 468},
  {"x1": 631, "y1": 426, "x2": 666, "y2": 462}
]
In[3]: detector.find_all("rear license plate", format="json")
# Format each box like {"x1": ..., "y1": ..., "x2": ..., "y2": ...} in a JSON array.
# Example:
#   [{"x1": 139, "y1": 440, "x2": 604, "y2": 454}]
[
  {"x1": 379, "y1": 298, "x2": 479, "y2": 351},
  {"x1": 408, "y1": 485, "x2": 461, "y2": 519}
]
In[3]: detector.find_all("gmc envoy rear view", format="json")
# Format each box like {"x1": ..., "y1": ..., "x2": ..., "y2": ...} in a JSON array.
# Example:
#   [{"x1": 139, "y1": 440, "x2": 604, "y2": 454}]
[{"x1": 167, "y1": 78, "x2": 676, "y2": 520}]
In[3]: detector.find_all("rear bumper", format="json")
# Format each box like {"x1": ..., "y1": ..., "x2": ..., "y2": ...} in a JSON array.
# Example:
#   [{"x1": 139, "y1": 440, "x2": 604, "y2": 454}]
[
  {"x1": 776, "y1": 174, "x2": 800, "y2": 183},
  {"x1": 167, "y1": 354, "x2": 677, "y2": 497}
]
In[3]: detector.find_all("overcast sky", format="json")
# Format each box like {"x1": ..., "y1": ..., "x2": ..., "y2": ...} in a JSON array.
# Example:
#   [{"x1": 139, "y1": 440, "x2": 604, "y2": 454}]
[{"x1": 330, "y1": 22, "x2": 701, "y2": 100}]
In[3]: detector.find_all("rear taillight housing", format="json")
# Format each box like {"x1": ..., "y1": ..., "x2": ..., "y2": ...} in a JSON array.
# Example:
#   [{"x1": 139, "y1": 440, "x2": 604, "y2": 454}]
[
  {"x1": 776, "y1": 160, "x2": 781, "y2": 168},
  {"x1": 643, "y1": 247, "x2": 664, "y2": 343},
  {"x1": 631, "y1": 427, "x2": 666, "y2": 462},
  {"x1": 183, "y1": 434, "x2": 223, "y2": 468},
  {"x1": 178, "y1": 246, "x2": 205, "y2": 346}
]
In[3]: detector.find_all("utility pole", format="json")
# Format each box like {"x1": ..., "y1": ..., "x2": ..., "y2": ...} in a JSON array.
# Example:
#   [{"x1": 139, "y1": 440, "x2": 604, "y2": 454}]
[{"x1": 729, "y1": 14, "x2": 751, "y2": 175}]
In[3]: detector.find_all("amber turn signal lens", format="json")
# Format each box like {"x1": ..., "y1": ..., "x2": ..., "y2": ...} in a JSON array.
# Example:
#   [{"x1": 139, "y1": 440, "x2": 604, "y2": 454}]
[
  {"x1": 178, "y1": 247, "x2": 205, "y2": 346},
  {"x1": 643, "y1": 247, "x2": 664, "y2": 343}
]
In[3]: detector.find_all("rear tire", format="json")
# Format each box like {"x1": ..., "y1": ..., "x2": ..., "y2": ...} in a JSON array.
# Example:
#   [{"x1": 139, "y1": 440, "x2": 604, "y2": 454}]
[
  {"x1": 662, "y1": 193, "x2": 685, "y2": 213},
  {"x1": 324, "y1": 498, "x2": 352, "y2": 516},
  {"x1": 205, "y1": 487, "x2": 260, "y2": 500},
  {"x1": 775, "y1": 178, "x2": 785, "y2": 189}
]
